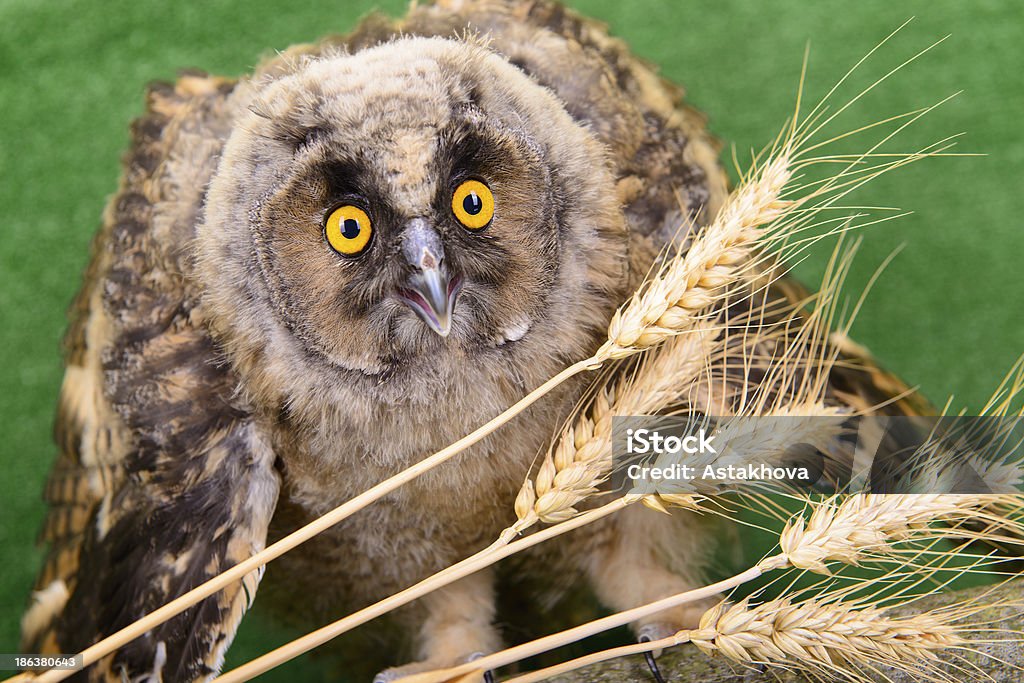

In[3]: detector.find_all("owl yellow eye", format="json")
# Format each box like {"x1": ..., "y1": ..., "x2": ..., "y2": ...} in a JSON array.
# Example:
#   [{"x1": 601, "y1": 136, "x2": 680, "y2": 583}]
[
  {"x1": 451, "y1": 179, "x2": 494, "y2": 230},
  {"x1": 324, "y1": 205, "x2": 373, "y2": 256}
]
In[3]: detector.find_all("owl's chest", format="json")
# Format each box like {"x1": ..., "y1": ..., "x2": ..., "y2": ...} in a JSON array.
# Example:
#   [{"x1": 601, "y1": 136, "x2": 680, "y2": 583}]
[{"x1": 268, "y1": 366, "x2": 581, "y2": 563}]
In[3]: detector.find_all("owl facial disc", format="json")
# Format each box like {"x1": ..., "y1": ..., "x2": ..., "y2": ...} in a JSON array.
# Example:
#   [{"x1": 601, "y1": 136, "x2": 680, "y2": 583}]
[{"x1": 397, "y1": 218, "x2": 462, "y2": 337}]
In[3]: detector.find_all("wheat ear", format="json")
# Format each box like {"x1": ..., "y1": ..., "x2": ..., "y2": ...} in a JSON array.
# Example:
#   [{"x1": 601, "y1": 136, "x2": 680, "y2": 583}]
[
  {"x1": 688, "y1": 596, "x2": 963, "y2": 674},
  {"x1": 502, "y1": 595, "x2": 965, "y2": 683},
  {"x1": 525, "y1": 595, "x2": 964, "y2": 683},
  {"x1": 596, "y1": 155, "x2": 792, "y2": 359},
  {"x1": 518, "y1": 324, "x2": 719, "y2": 529},
  {"x1": 779, "y1": 493, "x2": 1024, "y2": 574}
]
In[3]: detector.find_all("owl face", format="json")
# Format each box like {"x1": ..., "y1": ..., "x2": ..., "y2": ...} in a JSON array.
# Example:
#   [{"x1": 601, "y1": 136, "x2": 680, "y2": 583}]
[
  {"x1": 251, "y1": 86, "x2": 560, "y2": 352},
  {"x1": 199, "y1": 38, "x2": 628, "y2": 399}
]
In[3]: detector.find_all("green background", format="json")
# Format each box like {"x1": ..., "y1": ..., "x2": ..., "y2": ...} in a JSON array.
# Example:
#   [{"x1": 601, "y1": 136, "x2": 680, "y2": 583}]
[{"x1": 1, "y1": 0, "x2": 1021, "y2": 679}]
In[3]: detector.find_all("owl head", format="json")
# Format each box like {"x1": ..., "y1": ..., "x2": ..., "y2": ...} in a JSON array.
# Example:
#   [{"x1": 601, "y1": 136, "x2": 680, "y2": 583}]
[{"x1": 197, "y1": 37, "x2": 628, "y2": 407}]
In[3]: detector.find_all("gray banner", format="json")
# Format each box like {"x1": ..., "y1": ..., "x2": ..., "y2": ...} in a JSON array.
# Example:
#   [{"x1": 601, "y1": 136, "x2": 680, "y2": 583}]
[
  {"x1": 0, "y1": 654, "x2": 83, "y2": 671},
  {"x1": 611, "y1": 414, "x2": 1024, "y2": 495}
]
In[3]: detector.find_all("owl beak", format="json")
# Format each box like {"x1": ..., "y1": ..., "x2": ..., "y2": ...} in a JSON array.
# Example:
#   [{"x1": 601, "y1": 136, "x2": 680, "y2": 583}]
[
  {"x1": 398, "y1": 218, "x2": 462, "y2": 337},
  {"x1": 402, "y1": 266, "x2": 461, "y2": 337}
]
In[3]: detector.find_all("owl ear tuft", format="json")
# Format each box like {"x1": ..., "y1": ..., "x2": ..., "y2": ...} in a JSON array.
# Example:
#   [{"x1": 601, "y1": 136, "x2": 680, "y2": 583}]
[
  {"x1": 287, "y1": 125, "x2": 326, "y2": 152},
  {"x1": 247, "y1": 102, "x2": 324, "y2": 152}
]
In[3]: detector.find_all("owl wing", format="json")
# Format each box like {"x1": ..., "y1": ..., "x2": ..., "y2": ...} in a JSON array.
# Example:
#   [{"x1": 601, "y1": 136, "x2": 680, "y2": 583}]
[{"x1": 22, "y1": 73, "x2": 282, "y2": 682}]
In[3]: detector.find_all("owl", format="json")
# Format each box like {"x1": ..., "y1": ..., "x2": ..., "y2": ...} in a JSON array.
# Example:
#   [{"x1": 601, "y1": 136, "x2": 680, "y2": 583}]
[{"x1": 20, "y1": 0, "x2": 931, "y2": 681}]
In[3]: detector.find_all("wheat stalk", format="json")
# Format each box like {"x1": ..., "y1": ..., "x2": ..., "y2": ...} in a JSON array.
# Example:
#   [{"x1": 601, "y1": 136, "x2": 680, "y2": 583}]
[
  {"x1": 595, "y1": 155, "x2": 793, "y2": 360},
  {"x1": 686, "y1": 595, "x2": 964, "y2": 676},
  {"x1": 504, "y1": 595, "x2": 966, "y2": 683},
  {"x1": 518, "y1": 325, "x2": 719, "y2": 528},
  {"x1": 779, "y1": 493, "x2": 1024, "y2": 574}
]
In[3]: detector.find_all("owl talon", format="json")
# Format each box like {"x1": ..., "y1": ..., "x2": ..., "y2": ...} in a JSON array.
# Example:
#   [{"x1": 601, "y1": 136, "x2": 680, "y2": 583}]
[
  {"x1": 374, "y1": 650, "x2": 495, "y2": 683},
  {"x1": 638, "y1": 634, "x2": 668, "y2": 683}
]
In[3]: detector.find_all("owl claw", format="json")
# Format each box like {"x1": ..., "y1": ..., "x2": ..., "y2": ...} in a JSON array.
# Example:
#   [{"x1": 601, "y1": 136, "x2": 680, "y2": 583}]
[
  {"x1": 373, "y1": 651, "x2": 495, "y2": 683},
  {"x1": 638, "y1": 633, "x2": 669, "y2": 683}
]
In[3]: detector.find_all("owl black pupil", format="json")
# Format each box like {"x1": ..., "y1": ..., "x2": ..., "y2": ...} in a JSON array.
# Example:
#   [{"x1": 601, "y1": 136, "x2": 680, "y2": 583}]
[
  {"x1": 341, "y1": 218, "x2": 361, "y2": 239},
  {"x1": 463, "y1": 192, "x2": 483, "y2": 215}
]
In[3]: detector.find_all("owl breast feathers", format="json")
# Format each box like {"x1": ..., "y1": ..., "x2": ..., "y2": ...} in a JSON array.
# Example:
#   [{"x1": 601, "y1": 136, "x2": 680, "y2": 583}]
[{"x1": 21, "y1": 1, "x2": 928, "y2": 681}]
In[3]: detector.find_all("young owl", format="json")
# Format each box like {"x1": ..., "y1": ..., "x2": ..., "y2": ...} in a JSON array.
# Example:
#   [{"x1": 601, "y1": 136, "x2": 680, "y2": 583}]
[{"x1": 21, "y1": 1, "x2": 930, "y2": 681}]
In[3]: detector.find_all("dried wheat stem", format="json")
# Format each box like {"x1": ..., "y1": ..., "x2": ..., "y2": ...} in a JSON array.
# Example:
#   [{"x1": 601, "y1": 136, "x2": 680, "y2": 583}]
[
  {"x1": 686, "y1": 596, "x2": 961, "y2": 672},
  {"x1": 778, "y1": 493, "x2": 1020, "y2": 574},
  {"x1": 596, "y1": 154, "x2": 793, "y2": 362},
  {"x1": 518, "y1": 325, "x2": 718, "y2": 529},
  {"x1": 397, "y1": 565, "x2": 767, "y2": 683}
]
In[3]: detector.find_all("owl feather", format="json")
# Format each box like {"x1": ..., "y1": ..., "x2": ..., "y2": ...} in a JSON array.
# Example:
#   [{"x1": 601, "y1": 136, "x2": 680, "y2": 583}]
[{"x1": 23, "y1": 74, "x2": 279, "y2": 682}]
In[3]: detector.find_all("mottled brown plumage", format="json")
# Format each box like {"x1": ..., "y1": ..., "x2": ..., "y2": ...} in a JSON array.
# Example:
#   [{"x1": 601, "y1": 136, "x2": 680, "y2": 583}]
[{"x1": 21, "y1": 1, "x2": 929, "y2": 681}]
